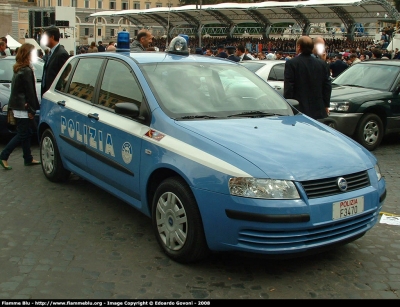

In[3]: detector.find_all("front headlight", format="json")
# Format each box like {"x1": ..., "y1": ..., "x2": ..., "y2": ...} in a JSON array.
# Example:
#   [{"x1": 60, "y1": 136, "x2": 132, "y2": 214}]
[
  {"x1": 329, "y1": 101, "x2": 350, "y2": 112},
  {"x1": 374, "y1": 163, "x2": 382, "y2": 181},
  {"x1": 228, "y1": 177, "x2": 300, "y2": 199}
]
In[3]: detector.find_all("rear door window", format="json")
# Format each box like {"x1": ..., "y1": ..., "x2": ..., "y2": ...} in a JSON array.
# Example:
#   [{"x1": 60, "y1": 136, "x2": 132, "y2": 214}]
[
  {"x1": 67, "y1": 58, "x2": 104, "y2": 103},
  {"x1": 272, "y1": 64, "x2": 285, "y2": 81},
  {"x1": 55, "y1": 58, "x2": 78, "y2": 93}
]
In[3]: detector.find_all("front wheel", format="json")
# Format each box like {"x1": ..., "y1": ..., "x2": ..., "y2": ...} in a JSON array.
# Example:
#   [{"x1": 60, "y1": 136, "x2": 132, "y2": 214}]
[
  {"x1": 152, "y1": 177, "x2": 210, "y2": 263},
  {"x1": 40, "y1": 129, "x2": 71, "y2": 182},
  {"x1": 354, "y1": 113, "x2": 384, "y2": 151}
]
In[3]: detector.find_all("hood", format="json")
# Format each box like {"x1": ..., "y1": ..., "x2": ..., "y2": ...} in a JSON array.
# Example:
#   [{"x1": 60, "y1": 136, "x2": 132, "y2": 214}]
[
  {"x1": 175, "y1": 115, "x2": 373, "y2": 181},
  {"x1": 331, "y1": 84, "x2": 389, "y2": 102}
]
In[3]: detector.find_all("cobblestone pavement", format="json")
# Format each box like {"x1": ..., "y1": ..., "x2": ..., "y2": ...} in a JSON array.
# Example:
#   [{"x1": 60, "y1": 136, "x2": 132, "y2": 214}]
[{"x1": 0, "y1": 135, "x2": 399, "y2": 300}]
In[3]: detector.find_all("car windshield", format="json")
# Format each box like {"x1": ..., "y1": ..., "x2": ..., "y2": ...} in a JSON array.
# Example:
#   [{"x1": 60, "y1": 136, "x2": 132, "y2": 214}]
[
  {"x1": 141, "y1": 62, "x2": 292, "y2": 119},
  {"x1": 240, "y1": 62, "x2": 267, "y2": 73},
  {"x1": 332, "y1": 63, "x2": 400, "y2": 91},
  {"x1": 0, "y1": 58, "x2": 44, "y2": 82}
]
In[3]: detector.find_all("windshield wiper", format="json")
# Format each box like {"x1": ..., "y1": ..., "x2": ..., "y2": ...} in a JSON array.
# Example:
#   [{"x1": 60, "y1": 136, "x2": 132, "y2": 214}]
[
  {"x1": 337, "y1": 83, "x2": 364, "y2": 88},
  {"x1": 0, "y1": 80, "x2": 11, "y2": 83},
  {"x1": 176, "y1": 115, "x2": 220, "y2": 120},
  {"x1": 228, "y1": 111, "x2": 279, "y2": 118}
]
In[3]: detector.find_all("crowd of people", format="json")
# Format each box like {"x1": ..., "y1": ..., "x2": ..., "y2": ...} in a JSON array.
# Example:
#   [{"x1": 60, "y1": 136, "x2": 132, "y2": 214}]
[
  {"x1": 3, "y1": 27, "x2": 396, "y2": 63},
  {"x1": 72, "y1": 31, "x2": 400, "y2": 64},
  {"x1": 76, "y1": 40, "x2": 117, "y2": 54}
]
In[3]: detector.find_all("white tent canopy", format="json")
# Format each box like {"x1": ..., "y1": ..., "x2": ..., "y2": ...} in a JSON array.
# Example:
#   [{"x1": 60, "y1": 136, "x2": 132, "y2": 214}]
[
  {"x1": 24, "y1": 38, "x2": 44, "y2": 52},
  {"x1": 91, "y1": 0, "x2": 400, "y2": 25},
  {"x1": 90, "y1": 0, "x2": 399, "y2": 39},
  {"x1": 6, "y1": 34, "x2": 21, "y2": 49}
]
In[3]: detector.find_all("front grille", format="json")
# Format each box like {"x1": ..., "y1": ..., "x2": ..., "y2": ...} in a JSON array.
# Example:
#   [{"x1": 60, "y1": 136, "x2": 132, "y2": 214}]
[
  {"x1": 300, "y1": 171, "x2": 370, "y2": 199},
  {"x1": 237, "y1": 209, "x2": 378, "y2": 251}
]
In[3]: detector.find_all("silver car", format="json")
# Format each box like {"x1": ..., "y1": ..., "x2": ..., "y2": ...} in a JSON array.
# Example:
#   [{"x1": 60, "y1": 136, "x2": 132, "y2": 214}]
[{"x1": 240, "y1": 59, "x2": 285, "y2": 95}]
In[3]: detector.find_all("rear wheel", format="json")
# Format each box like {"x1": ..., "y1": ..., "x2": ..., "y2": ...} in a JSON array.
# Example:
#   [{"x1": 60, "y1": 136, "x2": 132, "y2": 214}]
[
  {"x1": 40, "y1": 129, "x2": 70, "y2": 182},
  {"x1": 152, "y1": 177, "x2": 210, "y2": 263},
  {"x1": 354, "y1": 113, "x2": 383, "y2": 151}
]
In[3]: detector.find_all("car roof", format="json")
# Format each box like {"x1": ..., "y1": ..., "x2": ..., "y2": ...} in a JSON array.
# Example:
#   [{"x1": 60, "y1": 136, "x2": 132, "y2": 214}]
[
  {"x1": 75, "y1": 52, "x2": 238, "y2": 65},
  {"x1": 0, "y1": 56, "x2": 16, "y2": 60},
  {"x1": 241, "y1": 59, "x2": 285, "y2": 65},
  {"x1": 359, "y1": 60, "x2": 400, "y2": 66},
  {"x1": 254, "y1": 60, "x2": 286, "y2": 63}
]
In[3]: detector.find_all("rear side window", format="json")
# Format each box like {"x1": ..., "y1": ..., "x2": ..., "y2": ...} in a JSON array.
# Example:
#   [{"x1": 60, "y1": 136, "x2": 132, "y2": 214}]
[
  {"x1": 272, "y1": 64, "x2": 285, "y2": 81},
  {"x1": 67, "y1": 58, "x2": 103, "y2": 102},
  {"x1": 268, "y1": 64, "x2": 285, "y2": 81},
  {"x1": 268, "y1": 69, "x2": 277, "y2": 81},
  {"x1": 55, "y1": 58, "x2": 78, "y2": 92}
]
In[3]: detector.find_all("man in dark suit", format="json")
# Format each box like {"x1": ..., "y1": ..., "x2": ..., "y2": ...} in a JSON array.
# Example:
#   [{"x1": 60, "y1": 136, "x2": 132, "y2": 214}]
[
  {"x1": 329, "y1": 54, "x2": 348, "y2": 78},
  {"x1": 215, "y1": 45, "x2": 228, "y2": 58},
  {"x1": 41, "y1": 26, "x2": 70, "y2": 97},
  {"x1": 97, "y1": 41, "x2": 106, "y2": 52},
  {"x1": 226, "y1": 46, "x2": 240, "y2": 62},
  {"x1": 284, "y1": 36, "x2": 332, "y2": 120}
]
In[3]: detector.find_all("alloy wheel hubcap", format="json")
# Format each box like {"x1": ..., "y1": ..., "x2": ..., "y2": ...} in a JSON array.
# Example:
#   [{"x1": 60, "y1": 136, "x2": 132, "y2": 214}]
[
  {"x1": 364, "y1": 121, "x2": 379, "y2": 144},
  {"x1": 156, "y1": 192, "x2": 188, "y2": 251},
  {"x1": 41, "y1": 137, "x2": 55, "y2": 174}
]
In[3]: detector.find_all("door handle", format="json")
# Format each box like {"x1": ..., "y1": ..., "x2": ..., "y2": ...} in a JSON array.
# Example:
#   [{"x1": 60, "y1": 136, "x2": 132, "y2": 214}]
[
  {"x1": 87, "y1": 113, "x2": 99, "y2": 120},
  {"x1": 274, "y1": 86, "x2": 282, "y2": 90},
  {"x1": 57, "y1": 100, "x2": 65, "y2": 106}
]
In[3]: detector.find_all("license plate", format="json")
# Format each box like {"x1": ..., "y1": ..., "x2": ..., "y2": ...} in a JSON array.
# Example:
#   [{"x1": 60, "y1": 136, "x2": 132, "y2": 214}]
[{"x1": 332, "y1": 196, "x2": 364, "y2": 220}]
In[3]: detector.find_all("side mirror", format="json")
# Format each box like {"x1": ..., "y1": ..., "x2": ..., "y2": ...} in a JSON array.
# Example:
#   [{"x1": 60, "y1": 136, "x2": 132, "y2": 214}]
[
  {"x1": 286, "y1": 99, "x2": 299, "y2": 107},
  {"x1": 114, "y1": 102, "x2": 140, "y2": 118}
]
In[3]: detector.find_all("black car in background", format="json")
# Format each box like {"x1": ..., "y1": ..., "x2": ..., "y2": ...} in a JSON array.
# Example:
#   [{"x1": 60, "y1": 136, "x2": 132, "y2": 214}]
[
  {"x1": 0, "y1": 56, "x2": 43, "y2": 140},
  {"x1": 322, "y1": 60, "x2": 400, "y2": 151}
]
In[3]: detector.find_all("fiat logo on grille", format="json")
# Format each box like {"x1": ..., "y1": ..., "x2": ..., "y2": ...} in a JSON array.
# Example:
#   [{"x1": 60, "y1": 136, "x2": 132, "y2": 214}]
[{"x1": 337, "y1": 177, "x2": 348, "y2": 192}]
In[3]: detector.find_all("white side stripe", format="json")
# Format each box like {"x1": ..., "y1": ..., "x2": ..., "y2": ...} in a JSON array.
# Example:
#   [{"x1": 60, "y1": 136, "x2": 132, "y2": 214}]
[
  {"x1": 145, "y1": 134, "x2": 252, "y2": 178},
  {"x1": 45, "y1": 95, "x2": 251, "y2": 178},
  {"x1": 93, "y1": 110, "x2": 251, "y2": 177}
]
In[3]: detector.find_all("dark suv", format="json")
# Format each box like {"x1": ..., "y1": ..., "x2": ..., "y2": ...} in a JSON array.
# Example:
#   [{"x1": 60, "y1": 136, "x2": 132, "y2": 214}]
[{"x1": 322, "y1": 60, "x2": 400, "y2": 151}]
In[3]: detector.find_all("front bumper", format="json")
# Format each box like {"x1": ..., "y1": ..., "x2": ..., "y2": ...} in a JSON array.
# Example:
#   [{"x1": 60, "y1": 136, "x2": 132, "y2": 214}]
[
  {"x1": 192, "y1": 176, "x2": 385, "y2": 256},
  {"x1": 319, "y1": 112, "x2": 363, "y2": 136}
]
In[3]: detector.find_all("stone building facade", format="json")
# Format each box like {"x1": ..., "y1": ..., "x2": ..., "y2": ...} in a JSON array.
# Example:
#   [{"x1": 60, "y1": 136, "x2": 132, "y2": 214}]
[{"x1": 0, "y1": 0, "x2": 37, "y2": 40}]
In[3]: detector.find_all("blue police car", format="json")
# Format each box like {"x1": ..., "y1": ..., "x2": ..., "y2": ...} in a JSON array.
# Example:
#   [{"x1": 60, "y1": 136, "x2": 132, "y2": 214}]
[{"x1": 38, "y1": 36, "x2": 386, "y2": 263}]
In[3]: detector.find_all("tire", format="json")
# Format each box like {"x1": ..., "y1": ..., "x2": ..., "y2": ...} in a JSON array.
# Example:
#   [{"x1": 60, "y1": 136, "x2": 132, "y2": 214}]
[
  {"x1": 152, "y1": 177, "x2": 210, "y2": 263},
  {"x1": 354, "y1": 113, "x2": 383, "y2": 151},
  {"x1": 40, "y1": 129, "x2": 71, "y2": 182}
]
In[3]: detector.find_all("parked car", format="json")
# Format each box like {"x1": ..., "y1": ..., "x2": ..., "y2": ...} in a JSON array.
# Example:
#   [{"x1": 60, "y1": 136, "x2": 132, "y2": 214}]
[
  {"x1": 240, "y1": 59, "x2": 285, "y2": 95},
  {"x1": 0, "y1": 56, "x2": 43, "y2": 139},
  {"x1": 38, "y1": 38, "x2": 385, "y2": 263},
  {"x1": 322, "y1": 60, "x2": 400, "y2": 151}
]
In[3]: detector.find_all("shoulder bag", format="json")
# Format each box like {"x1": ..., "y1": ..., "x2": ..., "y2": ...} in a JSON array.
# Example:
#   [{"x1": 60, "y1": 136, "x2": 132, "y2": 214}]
[{"x1": 7, "y1": 108, "x2": 17, "y2": 129}]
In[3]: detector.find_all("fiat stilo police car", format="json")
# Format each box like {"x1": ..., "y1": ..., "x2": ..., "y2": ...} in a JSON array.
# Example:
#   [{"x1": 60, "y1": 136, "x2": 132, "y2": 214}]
[{"x1": 38, "y1": 36, "x2": 386, "y2": 263}]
